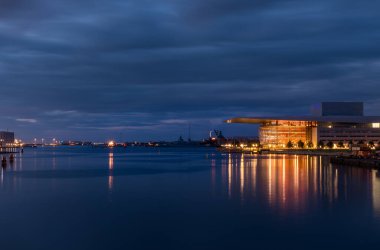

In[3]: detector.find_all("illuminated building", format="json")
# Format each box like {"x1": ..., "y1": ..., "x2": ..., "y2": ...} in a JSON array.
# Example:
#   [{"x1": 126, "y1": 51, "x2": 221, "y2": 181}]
[
  {"x1": 0, "y1": 131, "x2": 15, "y2": 144},
  {"x1": 226, "y1": 102, "x2": 380, "y2": 148}
]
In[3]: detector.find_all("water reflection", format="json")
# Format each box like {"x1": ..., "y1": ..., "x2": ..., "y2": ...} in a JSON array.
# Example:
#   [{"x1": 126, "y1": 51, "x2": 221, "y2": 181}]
[
  {"x1": 18, "y1": 152, "x2": 23, "y2": 171},
  {"x1": 216, "y1": 154, "x2": 380, "y2": 216},
  {"x1": 52, "y1": 152, "x2": 56, "y2": 170},
  {"x1": 211, "y1": 158, "x2": 216, "y2": 194},
  {"x1": 108, "y1": 152, "x2": 114, "y2": 191},
  {"x1": 373, "y1": 170, "x2": 380, "y2": 218},
  {"x1": 1, "y1": 167, "x2": 3, "y2": 187}
]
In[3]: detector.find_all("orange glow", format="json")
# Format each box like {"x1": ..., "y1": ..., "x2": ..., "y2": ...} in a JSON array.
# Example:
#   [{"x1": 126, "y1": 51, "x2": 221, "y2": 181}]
[
  {"x1": 259, "y1": 120, "x2": 318, "y2": 148},
  {"x1": 109, "y1": 153, "x2": 114, "y2": 170},
  {"x1": 108, "y1": 141, "x2": 116, "y2": 147},
  {"x1": 108, "y1": 153, "x2": 114, "y2": 190},
  {"x1": 217, "y1": 154, "x2": 350, "y2": 213}
]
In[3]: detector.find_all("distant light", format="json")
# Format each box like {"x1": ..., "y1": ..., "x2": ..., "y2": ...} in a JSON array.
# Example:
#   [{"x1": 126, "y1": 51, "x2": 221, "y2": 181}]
[
  {"x1": 108, "y1": 141, "x2": 116, "y2": 147},
  {"x1": 328, "y1": 125, "x2": 332, "y2": 128},
  {"x1": 372, "y1": 123, "x2": 380, "y2": 128}
]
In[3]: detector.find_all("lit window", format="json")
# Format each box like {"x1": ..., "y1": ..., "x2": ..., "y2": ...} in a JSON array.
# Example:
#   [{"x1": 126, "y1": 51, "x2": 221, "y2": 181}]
[{"x1": 372, "y1": 123, "x2": 380, "y2": 128}]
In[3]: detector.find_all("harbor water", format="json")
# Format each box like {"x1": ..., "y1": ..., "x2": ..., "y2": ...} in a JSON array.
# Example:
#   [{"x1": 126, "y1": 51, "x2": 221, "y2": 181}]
[{"x1": 1, "y1": 146, "x2": 380, "y2": 249}]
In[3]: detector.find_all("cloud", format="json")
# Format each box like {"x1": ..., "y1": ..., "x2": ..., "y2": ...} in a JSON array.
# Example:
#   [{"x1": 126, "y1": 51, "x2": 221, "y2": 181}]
[
  {"x1": 45, "y1": 110, "x2": 78, "y2": 116},
  {"x1": 0, "y1": 0, "x2": 380, "y2": 140},
  {"x1": 16, "y1": 118, "x2": 37, "y2": 123}
]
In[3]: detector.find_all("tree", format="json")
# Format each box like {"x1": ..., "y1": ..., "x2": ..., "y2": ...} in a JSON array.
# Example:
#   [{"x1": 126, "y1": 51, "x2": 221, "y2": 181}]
[
  {"x1": 307, "y1": 141, "x2": 313, "y2": 148},
  {"x1": 297, "y1": 140, "x2": 305, "y2": 149},
  {"x1": 369, "y1": 141, "x2": 375, "y2": 147},
  {"x1": 326, "y1": 141, "x2": 334, "y2": 149},
  {"x1": 318, "y1": 140, "x2": 325, "y2": 149},
  {"x1": 358, "y1": 140, "x2": 365, "y2": 145},
  {"x1": 286, "y1": 140, "x2": 294, "y2": 148},
  {"x1": 337, "y1": 141, "x2": 344, "y2": 148}
]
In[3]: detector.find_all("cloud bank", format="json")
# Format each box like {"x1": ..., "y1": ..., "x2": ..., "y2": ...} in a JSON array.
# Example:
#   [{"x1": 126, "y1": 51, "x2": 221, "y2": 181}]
[{"x1": 1, "y1": 0, "x2": 379, "y2": 141}]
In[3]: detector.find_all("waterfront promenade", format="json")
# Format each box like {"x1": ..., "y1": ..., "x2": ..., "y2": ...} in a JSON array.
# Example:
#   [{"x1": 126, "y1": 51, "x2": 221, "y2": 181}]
[
  {"x1": 219, "y1": 147, "x2": 380, "y2": 170},
  {"x1": 218, "y1": 147, "x2": 349, "y2": 156}
]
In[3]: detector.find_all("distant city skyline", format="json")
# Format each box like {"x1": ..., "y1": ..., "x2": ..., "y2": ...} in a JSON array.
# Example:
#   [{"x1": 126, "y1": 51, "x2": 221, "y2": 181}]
[{"x1": 1, "y1": 0, "x2": 380, "y2": 141}]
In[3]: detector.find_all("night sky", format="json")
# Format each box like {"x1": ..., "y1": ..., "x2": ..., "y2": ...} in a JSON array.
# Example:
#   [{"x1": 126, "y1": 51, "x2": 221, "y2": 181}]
[{"x1": 1, "y1": 0, "x2": 380, "y2": 142}]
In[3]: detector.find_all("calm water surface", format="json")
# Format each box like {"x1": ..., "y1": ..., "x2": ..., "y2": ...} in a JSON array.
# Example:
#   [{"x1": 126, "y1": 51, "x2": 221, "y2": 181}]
[{"x1": 1, "y1": 146, "x2": 380, "y2": 249}]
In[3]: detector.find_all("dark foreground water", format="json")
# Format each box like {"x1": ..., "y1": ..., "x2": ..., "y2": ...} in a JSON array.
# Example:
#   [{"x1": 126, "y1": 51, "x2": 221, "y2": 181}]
[{"x1": 1, "y1": 147, "x2": 380, "y2": 250}]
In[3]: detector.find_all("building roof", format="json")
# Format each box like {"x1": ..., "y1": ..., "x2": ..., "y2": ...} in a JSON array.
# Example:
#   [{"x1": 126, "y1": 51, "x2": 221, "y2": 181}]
[{"x1": 226, "y1": 116, "x2": 380, "y2": 124}]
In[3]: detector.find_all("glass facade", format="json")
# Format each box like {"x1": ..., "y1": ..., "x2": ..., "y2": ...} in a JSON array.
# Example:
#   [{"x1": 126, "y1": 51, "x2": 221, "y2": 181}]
[
  {"x1": 259, "y1": 121, "x2": 317, "y2": 148},
  {"x1": 259, "y1": 121, "x2": 380, "y2": 147}
]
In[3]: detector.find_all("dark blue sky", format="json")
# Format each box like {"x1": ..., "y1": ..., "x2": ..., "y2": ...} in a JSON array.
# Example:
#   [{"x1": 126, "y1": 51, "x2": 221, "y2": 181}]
[{"x1": 1, "y1": 0, "x2": 380, "y2": 142}]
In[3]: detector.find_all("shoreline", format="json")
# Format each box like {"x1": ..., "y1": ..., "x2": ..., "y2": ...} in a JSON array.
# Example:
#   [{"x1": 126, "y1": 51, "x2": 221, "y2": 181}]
[
  {"x1": 218, "y1": 148, "x2": 349, "y2": 156},
  {"x1": 218, "y1": 148, "x2": 380, "y2": 170}
]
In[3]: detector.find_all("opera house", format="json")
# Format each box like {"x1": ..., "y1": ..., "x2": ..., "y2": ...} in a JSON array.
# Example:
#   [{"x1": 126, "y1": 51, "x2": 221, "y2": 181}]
[{"x1": 226, "y1": 102, "x2": 380, "y2": 148}]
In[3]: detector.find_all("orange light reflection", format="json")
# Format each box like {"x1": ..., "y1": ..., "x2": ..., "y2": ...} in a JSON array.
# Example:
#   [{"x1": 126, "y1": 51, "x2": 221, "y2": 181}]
[
  {"x1": 108, "y1": 153, "x2": 114, "y2": 191},
  {"x1": 216, "y1": 154, "x2": 365, "y2": 215}
]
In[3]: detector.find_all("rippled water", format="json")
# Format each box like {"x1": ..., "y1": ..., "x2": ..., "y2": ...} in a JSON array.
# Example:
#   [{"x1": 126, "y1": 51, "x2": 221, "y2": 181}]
[{"x1": 1, "y1": 147, "x2": 380, "y2": 249}]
